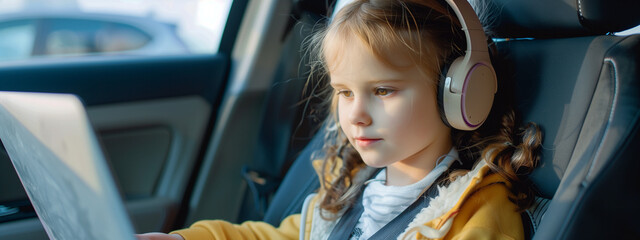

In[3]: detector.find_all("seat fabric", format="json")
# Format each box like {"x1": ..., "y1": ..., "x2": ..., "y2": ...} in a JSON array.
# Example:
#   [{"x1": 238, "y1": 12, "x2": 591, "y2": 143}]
[{"x1": 494, "y1": 33, "x2": 640, "y2": 239}]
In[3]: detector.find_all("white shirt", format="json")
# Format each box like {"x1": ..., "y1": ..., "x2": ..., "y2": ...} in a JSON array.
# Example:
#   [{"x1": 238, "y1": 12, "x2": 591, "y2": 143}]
[{"x1": 349, "y1": 148, "x2": 459, "y2": 240}]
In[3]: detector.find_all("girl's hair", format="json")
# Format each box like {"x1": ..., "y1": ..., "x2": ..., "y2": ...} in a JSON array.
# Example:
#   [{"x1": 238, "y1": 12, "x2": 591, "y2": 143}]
[{"x1": 303, "y1": 0, "x2": 542, "y2": 218}]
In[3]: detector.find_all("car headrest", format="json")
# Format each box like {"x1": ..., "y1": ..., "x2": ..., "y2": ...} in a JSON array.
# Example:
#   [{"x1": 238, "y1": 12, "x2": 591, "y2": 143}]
[
  {"x1": 295, "y1": 0, "x2": 338, "y2": 17},
  {"x1": 481, "y1": 0, "x2": 640, "y2": 38}
]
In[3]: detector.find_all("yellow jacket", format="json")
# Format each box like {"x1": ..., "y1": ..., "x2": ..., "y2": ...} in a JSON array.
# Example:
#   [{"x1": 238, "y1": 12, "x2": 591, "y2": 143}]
[{"x1": 172, "y1": 159, "x2": 523, "y2": 240}]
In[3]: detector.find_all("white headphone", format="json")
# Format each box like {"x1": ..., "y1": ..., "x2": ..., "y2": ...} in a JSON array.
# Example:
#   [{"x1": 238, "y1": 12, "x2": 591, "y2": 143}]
[
  {"x1": 331, "y1": 0, "x2": 497, "y2": 131},
  {"x1": 439, "y1": 0, "x2": 497, "y2": 131}
]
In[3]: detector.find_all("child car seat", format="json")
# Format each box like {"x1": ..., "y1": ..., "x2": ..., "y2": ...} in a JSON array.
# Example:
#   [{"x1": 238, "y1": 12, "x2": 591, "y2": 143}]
[{"x1": 486, "y1": 0, "x2": 640, "y2": 238}]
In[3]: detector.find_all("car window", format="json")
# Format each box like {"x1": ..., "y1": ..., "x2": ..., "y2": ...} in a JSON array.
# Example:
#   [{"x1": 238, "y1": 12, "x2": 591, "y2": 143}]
[
  {"x1": 0, "y1": 0, "x2": 237, "y2": 227},
  {"x1": 37, "y1": 18, "x2": 152, "y2": 56},
  {"x1": 0, "y1": 20, "x2": 36, "y2": 61},
  {"x1": 0, "y1": 0, "x2": 233, "y2": 62}
]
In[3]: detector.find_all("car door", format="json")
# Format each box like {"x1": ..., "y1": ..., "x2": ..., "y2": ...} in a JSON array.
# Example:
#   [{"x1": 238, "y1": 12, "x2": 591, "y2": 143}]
[{"x1": 0, "y1": 0, "x2": 246, "y2": 239}]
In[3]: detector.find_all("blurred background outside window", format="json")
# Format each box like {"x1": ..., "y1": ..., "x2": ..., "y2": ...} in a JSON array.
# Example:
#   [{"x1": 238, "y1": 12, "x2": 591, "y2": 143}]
[{"x1": 0, "y1": 0, "x2": 233, "y2": 62}]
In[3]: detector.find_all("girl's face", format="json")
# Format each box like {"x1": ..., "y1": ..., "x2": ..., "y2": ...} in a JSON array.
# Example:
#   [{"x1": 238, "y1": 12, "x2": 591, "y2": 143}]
[{"x1": 328, "y1": 39, "x2": 452, "y2": 171}]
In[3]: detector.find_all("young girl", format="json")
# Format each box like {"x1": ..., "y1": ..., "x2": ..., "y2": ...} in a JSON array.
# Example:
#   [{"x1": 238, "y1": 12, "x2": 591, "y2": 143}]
[{"x1": 138, "y1": 0, "x2": 541, "y2": 239}]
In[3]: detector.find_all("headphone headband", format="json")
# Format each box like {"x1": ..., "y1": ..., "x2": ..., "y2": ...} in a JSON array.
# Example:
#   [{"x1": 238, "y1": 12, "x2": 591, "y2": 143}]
[
  {"x1": 445, "y1": 0, "x2": 487, "y2": 54},
  {"x1": 330, "y1": 0, "x2": 497, "y2": 131},
  {"x1": 439, "y1": 0, "x2": 497, "y2": 130}
]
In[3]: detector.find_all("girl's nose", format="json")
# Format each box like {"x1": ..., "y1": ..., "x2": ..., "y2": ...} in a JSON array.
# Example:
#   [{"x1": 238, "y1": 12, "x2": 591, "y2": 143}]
[{"x1": 348, "y1": 97, "x2": 372, "y2": 126}]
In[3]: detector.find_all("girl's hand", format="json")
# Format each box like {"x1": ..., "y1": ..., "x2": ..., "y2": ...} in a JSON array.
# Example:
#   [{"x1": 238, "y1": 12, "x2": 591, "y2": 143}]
[{"x1": 136, "y1": 233, "x2": 184, "y2": 240}]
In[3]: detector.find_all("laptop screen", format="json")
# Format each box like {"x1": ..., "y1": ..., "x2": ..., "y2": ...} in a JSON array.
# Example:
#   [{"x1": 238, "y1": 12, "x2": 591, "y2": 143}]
[{"x1": 0, "y1": 91, "x2": 135, "y2": 240}]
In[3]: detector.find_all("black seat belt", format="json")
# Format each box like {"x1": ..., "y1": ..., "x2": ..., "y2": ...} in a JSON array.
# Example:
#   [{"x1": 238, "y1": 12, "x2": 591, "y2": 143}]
[
  {"x1": 327, "y1": 179, "x2": 441, "y2": 239},
  {"x1": 326, "y1": 191, "x2": 365, "y2": 240},
  {"x1": 369, "y1": 186, "x2": 439, "y2": 239}
]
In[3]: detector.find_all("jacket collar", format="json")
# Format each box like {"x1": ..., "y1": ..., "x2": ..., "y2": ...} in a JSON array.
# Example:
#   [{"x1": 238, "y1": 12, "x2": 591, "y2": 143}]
[
  {"x1": 309, "y1": 155, "x2": 505, "y2": 240},
  {"x1": 399, "y1": 160, "x2": 507, "y2": 239}
]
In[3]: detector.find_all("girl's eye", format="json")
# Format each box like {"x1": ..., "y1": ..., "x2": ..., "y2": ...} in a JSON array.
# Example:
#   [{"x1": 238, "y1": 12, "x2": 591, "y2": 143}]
[
  {"x1": 375, "y1": 88, "x2": 394, "y2": 96},
  {"x1": 337, "y1": 90, "x2": 353, "y2": 98}
]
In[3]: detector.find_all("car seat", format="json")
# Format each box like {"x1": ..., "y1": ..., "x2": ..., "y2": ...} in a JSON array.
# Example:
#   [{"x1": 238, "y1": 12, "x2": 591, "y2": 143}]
[
  {"x1": 486, "y1": 0, "x2": 640, "y2": 238},
  {"x1": 263, "y1": 0, "x2": 640, "y2": 239}
]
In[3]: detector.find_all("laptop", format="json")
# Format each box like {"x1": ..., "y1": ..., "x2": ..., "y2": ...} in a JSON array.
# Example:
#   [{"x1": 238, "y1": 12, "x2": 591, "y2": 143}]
[{"x1": 0, "y1": 91, "x2": 136, "y2": 240}]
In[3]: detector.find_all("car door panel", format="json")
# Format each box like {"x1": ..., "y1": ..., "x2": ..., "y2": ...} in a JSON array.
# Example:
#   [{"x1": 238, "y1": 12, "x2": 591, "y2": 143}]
[
  {"x1": 87, "y1": 96, "x2": 212, "y2": 200},
  {"x1": 100, "y1": 126, "x2": 173, "y2": 200},
  {"x1": 0, "y1": 197, "x2": 177, "y2": 239},
  {"x1": 0, "y1": 54, "x2": 227, "y2": 239},
  {"x1": 0, "y1": 218, "x2": 47, "y2": 240},
  {"x1": 0, "y1": 54, "x2": 226, "y2": 105}
]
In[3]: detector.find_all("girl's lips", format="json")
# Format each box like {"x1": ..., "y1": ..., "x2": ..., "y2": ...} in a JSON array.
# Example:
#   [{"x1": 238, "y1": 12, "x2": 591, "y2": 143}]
[{"x1": 354, "y1": 137, "x2": 382, "y2": 147}]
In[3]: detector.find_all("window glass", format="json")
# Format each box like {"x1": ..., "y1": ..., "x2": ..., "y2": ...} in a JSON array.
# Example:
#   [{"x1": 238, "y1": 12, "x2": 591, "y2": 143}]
[
  {"x1": 39, "y1": 18, "x2": 152, "y2": 56},
  {"x1": 0, "y1": 0, "x2": 233, "y2": 61},
  {"x1": 0, "y1": 20, "x2": 36, "y2": 61},
  {"x1": 94, "y1": 22, "x2": 151, "y2": 53}
]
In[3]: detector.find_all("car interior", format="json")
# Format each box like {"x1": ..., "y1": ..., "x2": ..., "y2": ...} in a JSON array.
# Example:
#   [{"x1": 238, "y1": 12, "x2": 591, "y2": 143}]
[{"x1": 0, "y1": 0, "x2": 638, "y2": 239}]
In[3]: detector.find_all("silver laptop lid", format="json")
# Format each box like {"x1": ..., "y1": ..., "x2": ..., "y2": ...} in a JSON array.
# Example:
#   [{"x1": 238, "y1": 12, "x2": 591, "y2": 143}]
[{"x1": 0, "y1": 91, "x2": 135, "y2": 240}]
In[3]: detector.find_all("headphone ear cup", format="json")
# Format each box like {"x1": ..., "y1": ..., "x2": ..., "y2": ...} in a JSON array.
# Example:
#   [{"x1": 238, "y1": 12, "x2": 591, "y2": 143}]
[
  {"x1": 438, "y1": 60, "x2": 453, "y2": 128},
  {"x1": 460, "y1": 62, "x2": 496, "y2": 128},
  {"x1": 440, "y1": 56, "x2": 465, "y2": 129},
  {"x1": 441, "y1": 57, "x2": 497, "y2": 131}
]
